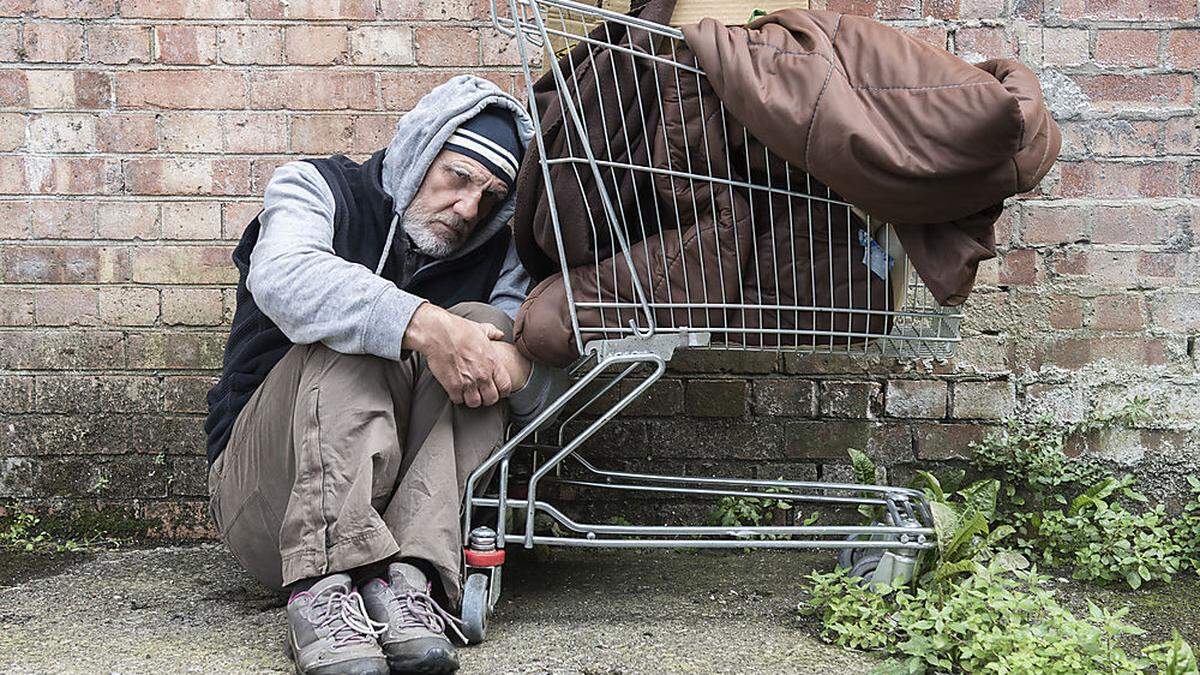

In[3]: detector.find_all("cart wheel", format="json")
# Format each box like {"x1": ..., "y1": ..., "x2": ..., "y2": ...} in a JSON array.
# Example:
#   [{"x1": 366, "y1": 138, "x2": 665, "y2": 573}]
[
  {"x1": 461, "y1": 573, "x2": 488, "y2": 645},
  {"x1": 836, "y1": 534, "x2": 869, "y2": 570},
  {"x1": 849, "y1": 552, "x2": 884, "y2": 584}
]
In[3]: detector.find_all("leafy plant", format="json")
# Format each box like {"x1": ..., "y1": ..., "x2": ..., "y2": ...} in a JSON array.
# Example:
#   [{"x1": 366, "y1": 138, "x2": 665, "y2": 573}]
[
  {"x1": 0, "y1": 512, "x2": 83, "y2": 553},
  {"x1": 708, "y1": 485, "x2": 799, "y2": 540}
]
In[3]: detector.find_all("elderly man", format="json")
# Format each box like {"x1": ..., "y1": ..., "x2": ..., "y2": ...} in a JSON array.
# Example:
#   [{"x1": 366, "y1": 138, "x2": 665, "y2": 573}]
[{"x1": 204, "y1": 75, "x2": 562, "y2": 675}]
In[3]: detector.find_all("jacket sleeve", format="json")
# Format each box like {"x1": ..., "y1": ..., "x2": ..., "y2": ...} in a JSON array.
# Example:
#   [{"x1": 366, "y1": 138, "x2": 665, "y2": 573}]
[
  {"x1": 247, "y1": 161, "x2": 427, "y2": 361},
  {"x1": 490, "y1": 237, "x2": 572, "y2": 425}
]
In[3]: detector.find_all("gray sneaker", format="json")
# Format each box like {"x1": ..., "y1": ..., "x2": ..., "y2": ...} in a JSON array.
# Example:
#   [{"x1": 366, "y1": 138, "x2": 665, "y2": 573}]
[
  {"x1": 360, "y1": 562, "x2": 467, "y2": 674},
  {"x1": 284, "y1": 573, "x2": 391, "y2": 675}
]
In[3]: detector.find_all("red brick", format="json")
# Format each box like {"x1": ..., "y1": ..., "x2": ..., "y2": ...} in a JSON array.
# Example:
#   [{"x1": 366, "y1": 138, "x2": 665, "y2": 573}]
[
  {"x1": 130, "y1": 245, "x2": 237, "y2": 284},
  {"x1": 0, "y1": 0, "x2": 31, "y2": 15},
  {"x1": 0, "y1": 24, "x2": 18, "y2": 61},
  {"x1": 1164, "y1": 116, "x2": 1195, "y2": 153},
  {"x1": 125, "y1": 331, "x2": 225, "y2": 369},
  {"x1": 97, "y1": 201, "x2": 158, "y2": 239},
  {"x1": 1048, "y1": 293, "x2": 1084, "y2": 329},
  {"x1": 161, "y1": 201, "x2": 220, "y2": 239},
  {"x1": 885, "y1": 379, "x2": 947, "y2": 418},
  {"x1": 0, "y1": 201, "x2": 29, "y2": 238},
  {"x1": 1043, "y1": 28, "x2": 1089, "y2": 66},
  {"x1": 119, "y1": 0, "x2": 246, "y2": 18},
  {"x1": 30, "y1": 201, "x2": 95, "y2": 238},
  {"x1": 1092, "y1": 294, "x2": 1145, "y2": 331},
  {"x1": 162, "y1": 288, "x2": 224, "y2": 326},
  {"x1": 116, "y1": 70, "x2": 245, "y2": 109},
  {"x1": 74, "y1": 71, "x2": 113, "y2": 109},
  {"x1": 165, "y1": 376, "x2": 217, "y2": 413},
  {"x1": 1076, "y1": 119, "x2": 1161, "y2": 157},
  {"x1": 212, "y1": 157, "x2": 253, "y2": 195},
  {"x1": 28, "y1": 157, "x2": 121, "y2": 195},
  {"x1": 0, "y1": 155, "x2": 25, "y2": 193},
  {"x1": 217, "y1": 25, "x2": 282, "y2": 65},
  {"x1": 349, "y1": 25, "x2": 414, "y2": 66},
  {"x1": 380, "y1": 70, "x2": 514, "y2": 110},
  {"x1": 1168, "y1": 29, "x2": 1200, "y2": 69},
  {"x1": 1092, "y1": 203, "x2": 1176, "y2": 245},
  {"x1": 251, "y1": 0, "x2": 374, "y2": 18},
  {"x1": 922, "y1": 0, "x2": 958, "y2": 18},
  {"x1": 877, "y1": 0, "x2": 920, "y2": 18},
  {"x1": 124, "y1": 158, "x2": 214, "y2": 195},
  {"x1": 899, "y1": 26, "x2": 948, "y2": 50},
  {"x1": 36, "y1": 0, "x2": 116, "y2": 17},
  {"x1": 1020, "y1": 204, "x2": 1087, "y2": 245},
  {"x1": 998, "y1": 248, "x2": 1038, "y2": 285},
  {"x1": 824, "y1": 0, "x2": 877, "y2": 14},
  {"x1": 958, "y1": 0, "x2": 1005, "y2": 17},
  {"x1": 289, "y1": 113, "x2": 396, "y2": 154},
  {"x1": 249, "y1": 70, "x2": 375, "y2": 110},
  {"x1": 159, "y1": 112, "x2": 223, "y2": 152},
  {"x1": 1139, "y1": 251, "x2": 1181, "y2": 281},
  {"x1": 1095, "y1": 30, "x2": 1160, "y2": 67},
  {"x1": 1, "y1": 245, "x2": 129, "y2": 284},
  {"x1": 222, "y1": 201, "x2": 260, "y2": 239},
  {"x1": 414, "y1": 26, "x2": 478, "y2": 66},
  {"x1": 1063, "y1": 0, "x2": 1194, "y2": 19},
  {"x1": 24, "y1": 21, "x2": 84, "y2": 62},
  {"x1": 86, "y1": 25, "x2": 152, "y2": 64},
  {"x1": 0, "y1": 288, "x2": 34, "y2": 325},
  {"x1": 222, "y1": 112, "x2": 287, "y2": 153},
  {"x1": 33, "y1": 287, "x2": 100, "y2": 326},
  {"x1": 96, "y1": 113, "x2": 156, "y2": 152},
  {"x1": 1075, "y1": 74, "x2": 1193, "y2": 111},
  {"x1": 0, "y1": 70, "x2": 26, "y2": 106},
  {"x1": 155, "y1": 25, "x2": 218, "y2": 64},
  {"x1": 379, "y1": 0, "x2": 486, "y2": 19},
  {"x1": 283, "y1": 25, "x2": 348, "y2": 65},
  {"x1": 914, "y1": 423, "x2": 990, "y2": 460},
  {"x1": 954, "y1": 27, "x2": 1013, "y2": 60},
  {"x1": 98, "y1": 286, "x2": 158, "y2": 325}
]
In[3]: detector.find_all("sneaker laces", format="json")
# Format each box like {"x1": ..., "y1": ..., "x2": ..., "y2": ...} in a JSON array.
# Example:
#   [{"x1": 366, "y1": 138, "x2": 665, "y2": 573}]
[
  {"x1": 388, "y1": 583, "x2": 469, "y2": 645},
  {"x1": 310, "y1": 584, "x2": 389, "y2": 649}
]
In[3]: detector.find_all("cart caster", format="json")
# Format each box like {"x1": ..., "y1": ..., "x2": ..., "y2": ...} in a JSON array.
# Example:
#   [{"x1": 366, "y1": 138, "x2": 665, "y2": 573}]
[
  {"x1": 461, "y1": 572, "x2": 488, "y2": 645},
  {"x1": 836, "y1": 530, "x2": 918, "y2": 588}
]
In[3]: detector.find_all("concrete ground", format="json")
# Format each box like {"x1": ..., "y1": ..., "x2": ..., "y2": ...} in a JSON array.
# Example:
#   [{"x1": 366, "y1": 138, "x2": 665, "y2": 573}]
[{"x1": 0, "y1": 544, "x2": 875, "y2": 674}]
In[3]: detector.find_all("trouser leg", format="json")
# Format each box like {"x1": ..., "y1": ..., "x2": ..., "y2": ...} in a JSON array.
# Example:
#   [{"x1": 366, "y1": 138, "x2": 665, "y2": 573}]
[
  {"x1": 380, "y1": 301, "x2": 513, "y2": 609},
  {"x1": 207, "y1": 343, "x2": 412, "y2": 590}
]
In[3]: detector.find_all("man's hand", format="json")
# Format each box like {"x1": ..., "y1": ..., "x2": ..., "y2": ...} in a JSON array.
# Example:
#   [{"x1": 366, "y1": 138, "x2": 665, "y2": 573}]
[
  {"x1": 491, "y1": 341, "x2": 533, "y2": 392},
  {"x1": 404, "y1": 303, "x2": 512, "y2": 407}
]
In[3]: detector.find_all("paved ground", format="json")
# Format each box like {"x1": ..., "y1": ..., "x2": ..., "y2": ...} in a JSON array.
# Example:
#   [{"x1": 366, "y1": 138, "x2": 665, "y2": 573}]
[{"x1": 0, "y1": 544, "x2": 875, "y2": 674}]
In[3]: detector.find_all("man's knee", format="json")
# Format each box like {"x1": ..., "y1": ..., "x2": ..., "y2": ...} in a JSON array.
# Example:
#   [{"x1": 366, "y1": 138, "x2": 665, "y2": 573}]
[{"x1": 448, "y1": 301, "x2": 514, "y2": 341}]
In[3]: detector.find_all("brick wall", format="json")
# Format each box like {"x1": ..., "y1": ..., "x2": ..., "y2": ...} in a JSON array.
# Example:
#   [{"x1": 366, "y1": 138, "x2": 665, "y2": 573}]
[{"x1": 0, "y1": 0, "x2": 1197, "y2": 538}]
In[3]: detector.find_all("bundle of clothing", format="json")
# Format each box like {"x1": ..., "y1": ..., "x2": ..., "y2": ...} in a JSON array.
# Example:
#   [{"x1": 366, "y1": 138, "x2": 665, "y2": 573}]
[{"x1": 511, "y1": 0, "x2": 1061, "y2": 367}]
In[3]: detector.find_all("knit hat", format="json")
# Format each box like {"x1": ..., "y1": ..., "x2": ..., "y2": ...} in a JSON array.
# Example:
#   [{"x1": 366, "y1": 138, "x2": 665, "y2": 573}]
[{"x1": 443, "y1": 104, "x2": 524, "y2": 192}]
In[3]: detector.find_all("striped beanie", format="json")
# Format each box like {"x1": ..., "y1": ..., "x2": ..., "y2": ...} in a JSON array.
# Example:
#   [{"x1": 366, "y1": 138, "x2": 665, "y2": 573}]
[{"x1": 443, "y1": 105, "x2": 524, "y2": 192}]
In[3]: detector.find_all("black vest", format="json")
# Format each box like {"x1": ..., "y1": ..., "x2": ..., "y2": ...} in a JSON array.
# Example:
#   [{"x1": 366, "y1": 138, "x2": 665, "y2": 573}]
[{"x1": 204, "y1": 149, "x2": 511, "y2": 465}]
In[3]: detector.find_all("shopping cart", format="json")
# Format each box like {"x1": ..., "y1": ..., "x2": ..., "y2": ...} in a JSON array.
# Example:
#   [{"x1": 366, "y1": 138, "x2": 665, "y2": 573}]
[{"x1": 457, "y1": 0, "x2": 963, "y2": 642}]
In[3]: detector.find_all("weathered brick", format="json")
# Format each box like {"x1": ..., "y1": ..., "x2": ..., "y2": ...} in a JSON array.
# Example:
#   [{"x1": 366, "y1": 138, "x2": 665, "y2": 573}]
[
  {"x1": 1048, "y1": 293, "x2": 1084, "y2": 329},
  {"x1": 161, "y1": 201, "x2": 221, "y2": 239},
  {"x1": 0, "y1": 288, "x2": 34, "y2": 325},
  {"x1": 125, "y1": 331, "x2": 225, "y2": 369},
  {"x1": 380, "y1": 0, "x2": 485, "y2": 19},
  {"x1": 283, "y1": 25, "x2": 348, "y2": 65},
  {"x1": 1095, "y1": 29, "x2": 1160, "y2": 67},
  {"x1": 27, "y1": 113, "x2": 96, "y2": 152},
  {"x1": 783, "y1": 420, "x2": 870, "y2": 459},
  {"x1": 955, "y1": 27, "x2": 1013, "y2": 61},
  {"x1": 922, "y1": 0, "x2": 958, "y2": 19},
  {"x1": 0, "y1": 69, "x2": 27, "y2": 106},
  {"x1": 35, "y1": 374, "x2": 99, "y2": 413},
  {"x1": 159, "y1": 112, "x2": 223, "y2": 152},
  {"x1": 1020, "y1": 203, "x2": 1087, "y2": 245},
  {"x1": 750, "y1": 378, "x2": 815, "y2": 416},
  {"x1": 217, "y1": 25, "x2": 283, "y2": 65},
  {"x1": 27, "y1": 70, "x2": 112, "y2": 109},
  {"x1": 87, "y1": 24, "x2": 152, "y2": 64},
  {"x1": 670, "y1": 349, "x2": 779, "y2": 374},
  {"x1": 646, "y1": 419, "x2": 782, "y2": 461},
  {"x1": 81, "y1": 376, "x2": 155, "y2": 415},
  {"x1": 1062, "y1": 0, "x2": 1193, "y2": 19},
  {"x1": 33, "y1": 286, "x2": 99, "y2": 326},
  {"x1": 1091, "y1": 294, "x2": 1145, "y2": 331},
  {"x1": 0, "y1": 112, "x2": 24, "y2": 151},
  {"x1": 99, "y1": 286, "x2": 159, "y2": 326},
  {"x1": 2, "y1": 245, "x2": 129, "y2": 283},
  {"x1": 1148, "y1": 291, "x2": 1200, "y2": 331},
  {"x1": 0, "y1": 375, "x2": 33, "y2": 413},
  {"x1": 414, "y1": 26, "x2": 479, "y2": 66},
  {"x1": 29, "y1": 200, "x2": 95, "y2": 239},
  {"x1": 125, "y1": 158, "x2": 249, "y2": 196},
  {"x1": 950, "y1": 380, "x2": 1013, "y2": 420},
  {"x1": 998, "y1": 247, "x2": 1039, "y2": 286},
  {"x1": 96, "y1": 112, "x2": 156, "y2": 152},
  {"x1": 130, "y1": 245, "x2": 236, "y2": 284},
  {"x1": 38, "y1": 0, "x2": 117, "y2": 18},
  {"x1": 169, "y1": 455, "x2": 208, "y2": 496},
  {"x1": 120, "y1": 0, "x2": 246, "y2": 18},
  {"x1": 1168, "y1": 29, "x2": 1200, "y2": 68},
  {"x1": 914, "y1": 423, "x2": 992, "y2": 460},
  {"x1": 116, "y1": 70, "x2": 245, "y2": 109},
  {"x1": 818, "y1": 380, "x2": 880, "y2": 418},
  {"x1": 97, "y1": 201, "x2": 158, "y2": 239},
  {"x1": 24, "y1": 21, "x2": 84, "y2": 62},
  {"x1": 164, "y1": 375, "x2": 217, "y2": 413},
  {"x1": 222, "y1": 112, "x2": 287, "y2": 153},
  {"x1": 1074, "y1": 74, "x2": 1193, "y2": 111},
  {"x1": 683, "y1": 379, "x2": 747, "y2": 418},
  {"x1": 0, "y1": 330, "x2": 125, "y2": 370},
  {"x1": 885, "y1": 380, "x2": 947, "y2": 418},
  {"x1": 0, "y1": 201, "x2": 29, "y2": 239},
  {"x1": 222, "y1": 201, "x2": 259, "y2": 239},
  {"x1": 162, "y1": 287, "x2": 224, "y2": 326},
  {"x1": 249, "y1": 70, "x2": 375, "y2": 110},
  {"x1": 155, "y1": 25, "x2": 218, "y2": 64},
  {"x1": 0, "y1": 415, "x2": 129, "y2": 457},
  {"x1": 619, "y1": 378, "x2": 683, "y2": 417},
  {"x1": 250, "y1": 0, "x2": 375, "y2": 19},
  {"x1": 349, "y1": 25, "x2": 414, "y2": 66}
]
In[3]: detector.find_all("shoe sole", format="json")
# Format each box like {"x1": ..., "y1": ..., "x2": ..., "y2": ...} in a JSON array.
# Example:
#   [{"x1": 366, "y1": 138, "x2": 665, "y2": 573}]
[{"x1": 387, "y1": 652, "x2": 460, "y2": 674}]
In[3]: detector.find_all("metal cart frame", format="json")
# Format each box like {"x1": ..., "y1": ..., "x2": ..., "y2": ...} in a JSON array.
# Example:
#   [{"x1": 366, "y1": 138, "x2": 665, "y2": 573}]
[{"x1": 456, "y1": 0, "x2": 962, "y2": 642}]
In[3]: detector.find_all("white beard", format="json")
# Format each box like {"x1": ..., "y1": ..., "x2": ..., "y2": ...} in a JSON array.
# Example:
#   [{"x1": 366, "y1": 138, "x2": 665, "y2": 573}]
[{"x1": 402, "y1": 203, "x2": 466, "y2": 258}]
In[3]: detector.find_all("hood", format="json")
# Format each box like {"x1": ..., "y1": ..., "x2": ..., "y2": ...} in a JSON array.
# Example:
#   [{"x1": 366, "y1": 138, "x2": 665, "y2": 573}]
[{"x1": 379, "y1": 74, "x2": 535, "y2": 268}]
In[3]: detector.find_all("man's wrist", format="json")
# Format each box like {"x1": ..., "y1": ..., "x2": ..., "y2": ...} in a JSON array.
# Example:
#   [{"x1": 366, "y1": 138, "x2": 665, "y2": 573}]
[{"x1": 401, "y1": 301, "x2": 438, "y2": 353}]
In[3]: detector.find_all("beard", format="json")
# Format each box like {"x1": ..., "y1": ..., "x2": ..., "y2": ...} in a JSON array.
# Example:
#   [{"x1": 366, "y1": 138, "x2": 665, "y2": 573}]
[{"x1": 402, "y1": 199, "x2": 468, "y2": 258}]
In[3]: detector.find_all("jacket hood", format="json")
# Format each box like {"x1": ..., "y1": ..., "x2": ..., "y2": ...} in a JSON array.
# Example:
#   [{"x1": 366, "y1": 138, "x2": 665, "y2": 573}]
[{"x1": 379, "y1": 75, "x2": 534, "y2": 266}]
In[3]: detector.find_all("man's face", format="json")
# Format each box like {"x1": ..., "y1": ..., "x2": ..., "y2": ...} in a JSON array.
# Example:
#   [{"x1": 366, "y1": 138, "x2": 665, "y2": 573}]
[{"x1": 403, "y1": 149, "x2": 509, "y2": 258}]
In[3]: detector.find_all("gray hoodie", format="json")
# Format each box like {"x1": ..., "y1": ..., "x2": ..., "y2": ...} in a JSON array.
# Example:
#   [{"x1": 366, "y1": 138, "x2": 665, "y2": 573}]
[{"x1": 246, "y1": 75, "x2": 565, "y2": 422}]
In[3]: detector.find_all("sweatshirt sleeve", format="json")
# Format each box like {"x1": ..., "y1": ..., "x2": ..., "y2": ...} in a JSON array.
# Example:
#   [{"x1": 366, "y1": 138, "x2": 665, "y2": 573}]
[{"x1": 247, "y1": 161, "x2": 426, "y2": 361}]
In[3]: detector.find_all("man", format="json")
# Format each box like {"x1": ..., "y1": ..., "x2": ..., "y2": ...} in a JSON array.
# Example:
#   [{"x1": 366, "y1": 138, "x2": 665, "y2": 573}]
[{"x1": 204, "y1": 75, "x2": 563, "y2": 675}]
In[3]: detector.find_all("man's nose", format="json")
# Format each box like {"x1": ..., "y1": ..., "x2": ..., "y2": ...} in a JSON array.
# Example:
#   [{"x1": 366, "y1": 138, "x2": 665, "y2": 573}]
[{"x1": 452, "y1": 193, "x2": 481, "y2": 224}]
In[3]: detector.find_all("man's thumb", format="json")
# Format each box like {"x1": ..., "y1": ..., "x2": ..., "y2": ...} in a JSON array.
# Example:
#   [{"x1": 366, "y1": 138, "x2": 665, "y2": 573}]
[{"x1": 485, "y1": 324, "x2": 505, "y2": 340}]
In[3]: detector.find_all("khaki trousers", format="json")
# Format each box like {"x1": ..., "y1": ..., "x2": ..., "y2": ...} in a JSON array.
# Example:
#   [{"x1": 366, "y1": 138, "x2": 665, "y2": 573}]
[{"x1": 207, "y1": 302, "x2": 510, "y2": 608}]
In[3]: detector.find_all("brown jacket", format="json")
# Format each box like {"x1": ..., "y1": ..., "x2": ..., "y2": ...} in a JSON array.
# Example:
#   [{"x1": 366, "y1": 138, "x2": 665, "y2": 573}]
[{"x1": 680, "y1": 10, "x2": 1061, "y2": 304}]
